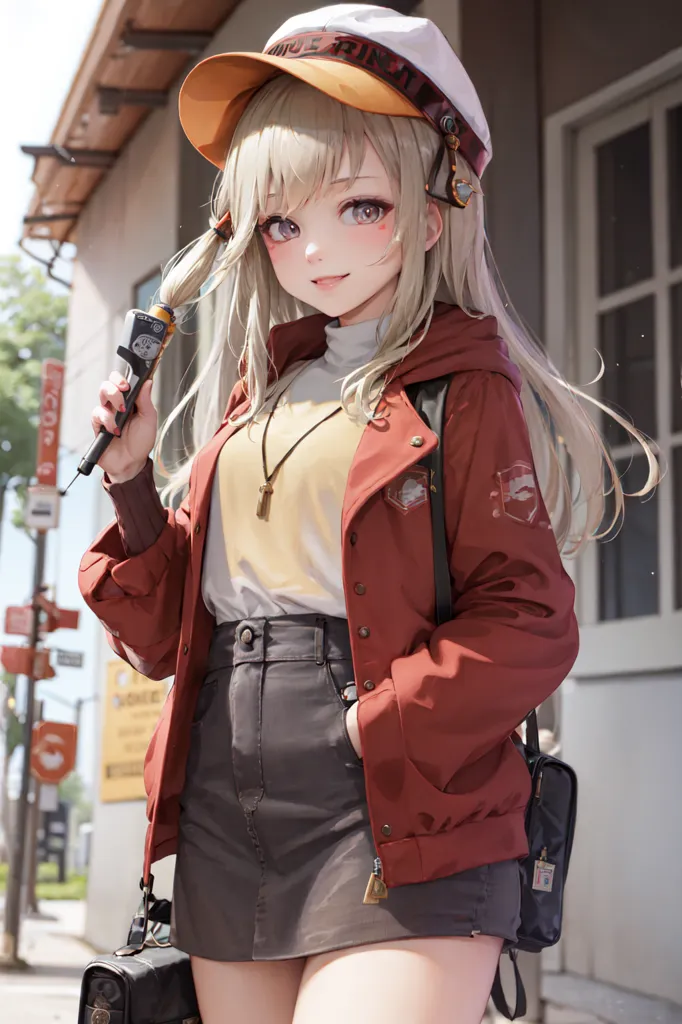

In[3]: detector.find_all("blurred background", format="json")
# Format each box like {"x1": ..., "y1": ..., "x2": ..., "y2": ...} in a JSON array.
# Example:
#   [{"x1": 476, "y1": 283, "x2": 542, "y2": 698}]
[{"x1": 0, "y1": 1, "x2": 680, "y2": 1022}]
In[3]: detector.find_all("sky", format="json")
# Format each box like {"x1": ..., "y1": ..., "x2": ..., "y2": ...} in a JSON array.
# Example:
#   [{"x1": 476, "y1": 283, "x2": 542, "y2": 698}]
[{"x1": 0, "y1": 0, "x2": 105, "y2": 793}]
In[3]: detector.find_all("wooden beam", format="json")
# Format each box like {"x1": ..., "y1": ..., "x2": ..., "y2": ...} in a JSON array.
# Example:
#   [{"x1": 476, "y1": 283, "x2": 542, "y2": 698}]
[
  {"x1": 98, "y1": 87, "x2": 168, "y2": 115},
  {"x1": 21, "y1": 145, "x2": 117, "y2": 168},
  {"x1": 120, "y1": 27, "x2": 213, "y2": 53},
  {"x1": 50, "y1": 0, "x2": 134, "y2": 145},
  {"x1": 24, "y1": 213, "x2": 80, "y2": 224}
]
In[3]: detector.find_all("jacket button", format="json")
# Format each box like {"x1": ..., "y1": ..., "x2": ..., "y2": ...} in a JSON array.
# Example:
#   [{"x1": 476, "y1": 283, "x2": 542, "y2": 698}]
[
  {"x1": 381, "y1": 824, "x2": 392, "y2": 836},
  {"x1": 240, "y1": 628, "x2": 254, "y2": 645},
  {"x1": 358, "y1": 626, "x2": 370, "y2": 639},
  {"x1": 194, "y1": 523, "x2": 201, "y2": 535},
  {"x1": 350, "y1": 532, "x2": 358, "y2": 545},
  {"x1": 182, "y1": 644, "x2": 189, "y2": 655},
  {"x1": 354, "y1": 583, "x2": 366, "y2": 595},
  {"x1": 410, "y1": 436, "x2": 424, "y2": 447},
  {"x1": 363, "y1": 680, "x2": 375, "y2": 691}
]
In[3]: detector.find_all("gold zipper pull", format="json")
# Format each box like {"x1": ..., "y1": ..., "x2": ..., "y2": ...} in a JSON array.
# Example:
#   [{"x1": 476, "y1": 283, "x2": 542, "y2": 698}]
[{"x1": 363, "y1": 857, "x2": 388, "y2": 904}]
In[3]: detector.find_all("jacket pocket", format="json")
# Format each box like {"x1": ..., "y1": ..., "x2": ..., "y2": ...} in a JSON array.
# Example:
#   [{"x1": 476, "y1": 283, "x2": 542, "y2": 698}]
[{"x1": 324, "y1": 661, "x2": 363, "y2": 765}]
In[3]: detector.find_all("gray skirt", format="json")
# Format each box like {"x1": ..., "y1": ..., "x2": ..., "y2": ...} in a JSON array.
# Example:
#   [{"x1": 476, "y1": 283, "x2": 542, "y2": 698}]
[{"x1": 171, "y1": 615, "x2": 521, "y2": 961}]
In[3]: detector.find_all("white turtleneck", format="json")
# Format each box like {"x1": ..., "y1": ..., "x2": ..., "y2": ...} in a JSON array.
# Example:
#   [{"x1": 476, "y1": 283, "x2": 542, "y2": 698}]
[{"x1": 201, "y1": 318, "x2": 382, "y2": 623}]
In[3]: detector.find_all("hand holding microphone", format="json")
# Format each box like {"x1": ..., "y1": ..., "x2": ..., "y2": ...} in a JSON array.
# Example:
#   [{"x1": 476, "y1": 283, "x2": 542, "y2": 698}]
[
  {"x1": 91, "y1": 374, "x2": 158, "y2": 483},
  {"x1": 63, "y1": 304, "x2": 175, "y2": 493}
]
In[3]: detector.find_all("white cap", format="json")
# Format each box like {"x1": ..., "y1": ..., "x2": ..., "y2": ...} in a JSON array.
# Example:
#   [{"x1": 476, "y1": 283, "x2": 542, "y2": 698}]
[
  {"x1": 180, "y1": 3, "x2": 491, "y2": 182},
  {"x1": 265, "y1": 4, "x2": 492, "y2": 173}
]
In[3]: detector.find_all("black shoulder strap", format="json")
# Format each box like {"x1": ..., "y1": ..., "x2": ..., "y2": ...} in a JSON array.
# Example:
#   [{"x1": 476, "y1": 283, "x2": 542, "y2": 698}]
[
  {"x1": 491, "y1": 951, "x2": 528, "y2": 1020},
  {"x1": 405, "y1": 376, "x2": 453, "y2": 627},
  {"x1": 407, "y1": 376, "x2": 536, "y2": 1021},
  {"x1": 406, "y1": 374, "x2": 541, "y2": 742}
]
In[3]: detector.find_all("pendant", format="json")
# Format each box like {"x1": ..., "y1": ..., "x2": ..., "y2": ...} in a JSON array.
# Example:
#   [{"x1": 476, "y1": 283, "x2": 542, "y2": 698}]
[{"x1": 256, "y1": 482, "x2": 274, "y2": 520}]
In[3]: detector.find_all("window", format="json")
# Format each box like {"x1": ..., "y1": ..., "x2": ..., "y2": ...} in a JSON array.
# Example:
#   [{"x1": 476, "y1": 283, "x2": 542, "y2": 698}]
[
  {"x1": 134, "y1": 271, "x2": 162, "y2": 315},
  {"x1": 577, "y1": 80, "x2": 682, "y2": 622}
]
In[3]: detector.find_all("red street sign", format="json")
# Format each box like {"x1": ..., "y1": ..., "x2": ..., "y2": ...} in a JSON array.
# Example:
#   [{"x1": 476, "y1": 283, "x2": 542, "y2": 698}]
[
  {"x1": 4, "y1": 606, "x2": 34, "y2": 636},
  {"x1": 0, "y1": 646, "x2": 55, "y2": 679},
  {"x1": 35, "y1": 594, "x2": 80, "y2": 632},
  {"x1": 30, "y1": 721, "x2": 77, "y2": 784},
  {"x1": 33, "y1": 649, "x2": 56, "y2": 680},
  {"x1": 36, "y1": 360, "x2": 65, "y2": 488}
]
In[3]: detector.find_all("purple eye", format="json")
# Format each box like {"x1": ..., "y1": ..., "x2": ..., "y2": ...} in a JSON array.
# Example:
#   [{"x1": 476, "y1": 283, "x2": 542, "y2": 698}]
[
  {"x1": 340, "y1": 200, "x2": 392, "y2": 226},
  {"x1": 260, "y1": 217, "x2": 300, "y2": 243}
]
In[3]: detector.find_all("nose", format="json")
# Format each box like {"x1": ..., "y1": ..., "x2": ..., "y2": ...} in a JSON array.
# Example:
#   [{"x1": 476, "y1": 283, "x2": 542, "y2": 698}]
[{"x1": 305, "y1": 240, "x2": 323, "y2": 263}]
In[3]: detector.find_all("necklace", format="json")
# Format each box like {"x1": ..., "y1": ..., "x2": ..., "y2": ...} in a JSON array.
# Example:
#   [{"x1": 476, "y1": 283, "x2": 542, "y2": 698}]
[{"x1": 257, "y1": 366, "x2": 343, "y2": 520}]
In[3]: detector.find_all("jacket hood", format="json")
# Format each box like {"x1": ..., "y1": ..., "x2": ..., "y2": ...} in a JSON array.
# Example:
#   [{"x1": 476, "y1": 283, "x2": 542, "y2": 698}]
[{"x1": 267, "y1": 303, "x2": 523, "y2": 393}]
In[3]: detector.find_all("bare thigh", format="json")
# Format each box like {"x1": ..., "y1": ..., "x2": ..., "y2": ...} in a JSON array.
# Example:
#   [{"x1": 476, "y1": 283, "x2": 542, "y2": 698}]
[
  {"x1": 191, "y1": 955, "x2": 305, "y2": 1024},
  {"x1": 293, "y1": 935, "x2": 503, "y2": 1024}
]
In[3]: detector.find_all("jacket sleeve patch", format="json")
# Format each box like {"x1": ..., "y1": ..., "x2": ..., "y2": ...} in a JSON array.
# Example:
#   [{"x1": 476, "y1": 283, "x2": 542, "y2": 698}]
[
  {"x1": 496, "y1": 462, "x2": 538, "y2": 524},
  {"x1": 384, "y1": 466, "x2": 430, "y2": 515}
]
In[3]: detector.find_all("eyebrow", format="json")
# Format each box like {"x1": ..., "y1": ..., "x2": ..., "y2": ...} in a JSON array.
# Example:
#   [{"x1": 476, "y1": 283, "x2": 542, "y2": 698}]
[
  {"x1": 264, "y1": 175, "x2": 384, "y2": 200},
  {"x1": 330, "y1": 175, "x2": 383, "y2": 184}
]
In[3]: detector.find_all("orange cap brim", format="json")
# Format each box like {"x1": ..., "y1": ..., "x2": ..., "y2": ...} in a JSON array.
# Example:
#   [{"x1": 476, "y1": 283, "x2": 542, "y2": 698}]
[{"x1": 179, "y1": 52, "x2": 422, "y2": 169}]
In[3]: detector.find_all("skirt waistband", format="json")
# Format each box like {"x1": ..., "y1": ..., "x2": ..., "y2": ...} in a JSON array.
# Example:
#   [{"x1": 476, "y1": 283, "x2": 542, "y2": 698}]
[{"x1": 207, "y1": 614, "x2": 353, "y2": 672}]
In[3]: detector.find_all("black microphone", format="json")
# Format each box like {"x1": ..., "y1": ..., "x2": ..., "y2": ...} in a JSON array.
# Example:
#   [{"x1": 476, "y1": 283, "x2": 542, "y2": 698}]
[{"x1": 62, "y1": 303, "x2": 175, "y2": 493}]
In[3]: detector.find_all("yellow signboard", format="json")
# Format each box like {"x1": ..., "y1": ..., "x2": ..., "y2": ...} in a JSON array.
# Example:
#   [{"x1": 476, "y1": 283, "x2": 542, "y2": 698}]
[{"x1": 100, "y1": 660, "x2": 170, "y2": 803}]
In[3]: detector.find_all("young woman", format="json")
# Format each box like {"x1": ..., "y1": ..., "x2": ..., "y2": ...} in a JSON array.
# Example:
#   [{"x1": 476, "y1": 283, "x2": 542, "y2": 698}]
[{"x1": 79, "y1": 6, "x2": 656, "y2": 1023}]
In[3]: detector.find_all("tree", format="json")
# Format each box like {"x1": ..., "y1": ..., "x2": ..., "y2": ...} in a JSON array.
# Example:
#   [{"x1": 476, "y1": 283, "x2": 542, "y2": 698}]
[
  {"x1": 0, "y1": 256, "x2": 67, "y2": 555},
  {"x1": 58, "y1": 770, "x2": 92, "y2": 826}
]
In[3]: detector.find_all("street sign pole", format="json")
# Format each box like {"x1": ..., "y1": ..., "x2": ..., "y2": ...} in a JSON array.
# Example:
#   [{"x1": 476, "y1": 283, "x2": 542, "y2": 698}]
[
  {"x1": 25, "y1": 701, "x2": 44, "y2": 916},
  {"x1": 1, "y1": 359, "x2": 64, "y2": 966},
  {"x1": 2, "y1": 530, "x2": 47, "y2": 964}
]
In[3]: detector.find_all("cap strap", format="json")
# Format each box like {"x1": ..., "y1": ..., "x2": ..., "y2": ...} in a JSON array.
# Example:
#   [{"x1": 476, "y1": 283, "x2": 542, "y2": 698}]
[
  {"x1": 425, "y1": 117, "x2": 483, "y2": 208},
  {"x1": 265, "y1": 31, "x2": 487, "y2": 179}
]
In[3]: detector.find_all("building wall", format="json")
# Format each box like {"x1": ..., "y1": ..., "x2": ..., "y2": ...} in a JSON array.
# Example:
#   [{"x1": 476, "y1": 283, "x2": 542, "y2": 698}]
[
  {"x1": 461, "y1": 0, "x2": 543, "y2": 336},
  {"x1": 460, "y1": 0, "x2": 682, "y2": 1006},
  {"x1": 64, "y1": 90, "x2": 181, "y2": 952},
  {"x1": 562, "y1": 674, "x2": 682, "y2": 1003},
  {"x1": 542, "y1": 0, "x2": 682, "y2": 116},
  {"x1": 540, "y1": 0, "x2": 682, "y2": 1005},
  {"x1": 540, "y1": 0, "x2": 682, "y2": 1004}
]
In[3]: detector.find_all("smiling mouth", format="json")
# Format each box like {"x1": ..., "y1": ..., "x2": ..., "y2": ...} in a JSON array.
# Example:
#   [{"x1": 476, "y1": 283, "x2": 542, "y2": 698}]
[{"x1": 311, "y1": 274, "x2": 350, "y2": 288}]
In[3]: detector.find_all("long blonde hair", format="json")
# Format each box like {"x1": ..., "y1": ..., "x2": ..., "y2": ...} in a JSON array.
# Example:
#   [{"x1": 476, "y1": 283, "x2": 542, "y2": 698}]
[{"x1": 156, "y1": 74, "x2": 657, "y2": 553}]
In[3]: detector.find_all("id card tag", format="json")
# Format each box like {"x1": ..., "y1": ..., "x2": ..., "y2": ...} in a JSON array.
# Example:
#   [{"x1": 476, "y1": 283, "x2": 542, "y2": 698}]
[{"x1": 532, "y1": 857, "x2": 556, "y2": 892}]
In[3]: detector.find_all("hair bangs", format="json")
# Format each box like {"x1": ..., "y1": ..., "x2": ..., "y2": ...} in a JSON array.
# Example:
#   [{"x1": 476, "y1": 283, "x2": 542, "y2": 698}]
[{"x1": 228, "y1": 77, "x2": 373, "y2": 220}]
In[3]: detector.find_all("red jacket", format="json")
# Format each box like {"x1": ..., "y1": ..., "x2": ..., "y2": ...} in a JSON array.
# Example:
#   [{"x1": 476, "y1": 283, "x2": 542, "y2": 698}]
[{"x1": 79, "y1": 304, "x2": 578, "y2": 887}]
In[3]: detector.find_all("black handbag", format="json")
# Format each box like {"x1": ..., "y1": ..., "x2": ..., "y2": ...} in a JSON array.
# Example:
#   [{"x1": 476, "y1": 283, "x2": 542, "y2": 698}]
[
  {"x1": 407, "y1": 376, "x2": 579, "y2": 1022},
  {"x1": 77, "y1": 877, "x2": 201, "y2": 1024}
]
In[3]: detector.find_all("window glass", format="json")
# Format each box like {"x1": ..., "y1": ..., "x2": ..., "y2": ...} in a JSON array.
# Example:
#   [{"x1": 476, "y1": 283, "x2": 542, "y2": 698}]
[
  {"x1": 134, "y1": 271, "x2": 162, "y2": 313},
  {"x1": 671, "y1": 283, "x2": 682, "y2": 434},
  {"x1": 599, "y1": 456, "x2": 659, "y2": 621},
  {"x1": 599, "y1": 295, "x2": 656, "y2": 447},
  {"x1": 674, "y1": 447, "x2": 682, "y2": 609},
  {"x1": 668, "y1": 104, "x2": 682, "y2": 269},
  {"x1": 597, "y1": 123, "x2": 653, "y2": 295}
]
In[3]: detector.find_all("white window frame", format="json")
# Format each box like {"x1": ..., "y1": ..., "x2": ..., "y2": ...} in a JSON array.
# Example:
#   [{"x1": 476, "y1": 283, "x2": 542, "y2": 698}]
[{"x1": 545, "y1": 48, "x2": 682, "y2": 680}]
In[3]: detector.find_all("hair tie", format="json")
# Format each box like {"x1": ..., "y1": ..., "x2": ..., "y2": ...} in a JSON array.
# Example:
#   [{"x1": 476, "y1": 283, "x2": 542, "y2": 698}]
[{"x1": 213, "y1": 210, "x2": 232, "y2": 241}]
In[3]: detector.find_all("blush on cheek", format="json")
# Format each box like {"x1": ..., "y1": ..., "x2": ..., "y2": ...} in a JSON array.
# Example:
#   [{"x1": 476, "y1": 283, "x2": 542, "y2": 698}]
[{"x1": 263, "y1": 237, "x2": 282, "y2": 262}]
